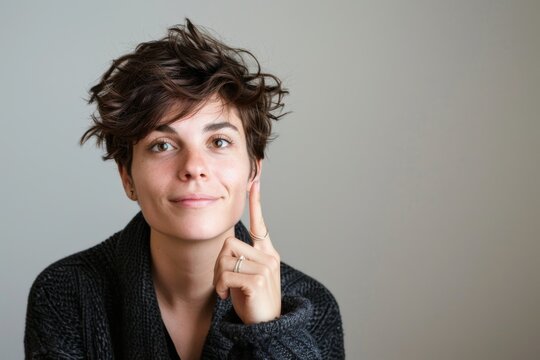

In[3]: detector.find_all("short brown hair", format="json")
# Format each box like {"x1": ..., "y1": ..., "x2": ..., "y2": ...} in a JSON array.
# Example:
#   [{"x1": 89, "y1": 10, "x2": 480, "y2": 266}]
[{"x1": 80, "y1": 19, "x2": 288, "y2": 177}]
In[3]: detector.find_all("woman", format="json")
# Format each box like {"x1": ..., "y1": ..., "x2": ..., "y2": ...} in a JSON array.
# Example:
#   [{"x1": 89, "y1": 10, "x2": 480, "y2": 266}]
[{"x1": 25, "y1": 19, "x2": 344, "y2": 359}]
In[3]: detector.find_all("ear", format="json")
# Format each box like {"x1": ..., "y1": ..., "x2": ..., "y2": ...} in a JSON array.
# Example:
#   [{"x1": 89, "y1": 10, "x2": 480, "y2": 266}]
[
  {"x1": 248, "y1": 159, "x2": 263, "y2": 190},
  {"x1": 117, "y1": 163, "x2": 137, "y2": 201}
]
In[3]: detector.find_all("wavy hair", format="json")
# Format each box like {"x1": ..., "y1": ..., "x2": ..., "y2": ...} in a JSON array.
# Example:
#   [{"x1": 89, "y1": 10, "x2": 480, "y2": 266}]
[{"x1": 80, "y1": 19, "x2": 288, "y2": 176}]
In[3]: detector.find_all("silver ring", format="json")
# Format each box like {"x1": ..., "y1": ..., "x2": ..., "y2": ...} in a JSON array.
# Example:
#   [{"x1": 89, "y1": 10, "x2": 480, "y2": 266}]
[
  {"x1": 250, "y1": 230, "x2": 269, "y2": 241},
  {"x1": 233, "y1": 255, "x2": 245, "y2": 273}
]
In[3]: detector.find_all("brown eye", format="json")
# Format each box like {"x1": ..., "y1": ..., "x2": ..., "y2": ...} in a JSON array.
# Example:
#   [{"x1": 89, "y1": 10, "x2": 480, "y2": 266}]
[
  {"x1": 150, "y1": 141, "x2": 174, "y2": 152},
  {"x1": 212, "y1": 137, "x2": 231, "y2": 149}
]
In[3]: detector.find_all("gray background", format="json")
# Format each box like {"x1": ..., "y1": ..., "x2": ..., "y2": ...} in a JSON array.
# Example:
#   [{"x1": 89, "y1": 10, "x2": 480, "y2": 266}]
[{"x1": 1, "y1": 0, "x2": 539, "y2": 359}]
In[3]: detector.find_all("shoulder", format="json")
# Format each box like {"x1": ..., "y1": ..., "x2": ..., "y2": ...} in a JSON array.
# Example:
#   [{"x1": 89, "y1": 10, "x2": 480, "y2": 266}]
[
  {"x1": 280, "y1": 261, "x2": 342, "y2": 326},
  {"x1": 279, "y1": 261, "x2": 345, "y2": 358},
  {"x1": 28, "y1": 232, "x2": 121, "y2": 305},
  {"x1": 25, "y1": 234, "x2": 122, "y2": 358},
  {"x1": 280, "y1": 261, "x2": 339, "y2": 310}
]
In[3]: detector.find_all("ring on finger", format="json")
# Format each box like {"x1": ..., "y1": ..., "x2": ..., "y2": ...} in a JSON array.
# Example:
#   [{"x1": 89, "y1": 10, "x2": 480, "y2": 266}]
[
  {"x1": 250, "y1": 230, "x2": 269, "y2": 241},
  {"x1": 233, "y1": 255, "x2": 246, "y2": 273}
]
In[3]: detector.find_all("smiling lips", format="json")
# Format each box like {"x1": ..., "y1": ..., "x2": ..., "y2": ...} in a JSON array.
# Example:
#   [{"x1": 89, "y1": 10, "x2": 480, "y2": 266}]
[{"x1": 171, "y1": 194, "x2": 220, "y2": 208}]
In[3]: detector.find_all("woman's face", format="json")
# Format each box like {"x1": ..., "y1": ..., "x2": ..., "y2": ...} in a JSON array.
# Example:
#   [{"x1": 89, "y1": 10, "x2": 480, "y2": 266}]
[{"x1": 119, "y1": 97, "x2": 258, "y2": 242}]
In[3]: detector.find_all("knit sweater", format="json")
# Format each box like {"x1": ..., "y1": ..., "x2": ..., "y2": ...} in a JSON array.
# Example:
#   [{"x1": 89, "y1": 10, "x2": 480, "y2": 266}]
[{"x1": 25, "y1": 212, "x2": 344, "y2": 359}]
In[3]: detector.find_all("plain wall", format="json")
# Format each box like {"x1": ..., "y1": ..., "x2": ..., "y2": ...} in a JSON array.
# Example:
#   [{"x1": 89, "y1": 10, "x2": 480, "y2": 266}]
[{"x1": 1, "y1": 0, "x2": 539, "y2": 359}]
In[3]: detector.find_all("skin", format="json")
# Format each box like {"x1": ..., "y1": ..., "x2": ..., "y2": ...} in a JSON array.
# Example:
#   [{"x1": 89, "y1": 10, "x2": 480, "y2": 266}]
[{"x1": 118, "y1": 97, "x2": 281, "y2": 360}]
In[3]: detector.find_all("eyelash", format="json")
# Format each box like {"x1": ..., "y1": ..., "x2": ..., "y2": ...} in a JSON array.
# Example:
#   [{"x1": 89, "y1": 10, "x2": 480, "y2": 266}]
[
  {"x1": 149, "y1": 139, "x2": 175, "y2": 153},
  {"x1": 148, "y1": 135, "x2": 233, "y2": 153},
  {"x1": 210, "y1": 135, "x2": 233, "y2": 149}
]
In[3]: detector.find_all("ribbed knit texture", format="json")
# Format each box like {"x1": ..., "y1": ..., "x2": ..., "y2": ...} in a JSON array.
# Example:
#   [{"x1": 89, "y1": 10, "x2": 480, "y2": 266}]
[{"x1": 25, "y1": 212, "x2": 344, "y2": 359}]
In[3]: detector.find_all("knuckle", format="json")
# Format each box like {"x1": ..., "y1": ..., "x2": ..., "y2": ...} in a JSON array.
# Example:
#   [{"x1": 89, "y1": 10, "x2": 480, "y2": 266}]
[
  {"x1": 220, "y1": 271, "x2": 231, "y2": 283},
  {"x1": 224, "y1": 237, "x2": 235, "y2": 248},
  {"x1": 253, "y1": 274, "x2": 265, "y2": 289},
  {"x1": 221, "y1": 238, "x2": 236, "y2": 254},
  {"x1": 217, "y1": 271, "x2": 230, "y2": 283},
  {"x1": 214, "y1": 277, "x2": 224, "y2": 292},
  {"x1": 261, "y1": 265, "x2": 272, "y2": 278},
  {"x1": 218, "y1": 256, "x2": 228, "y2": 270},
  {"x1": 269, "y1": 256, "x2": 280, "y2": 271}
]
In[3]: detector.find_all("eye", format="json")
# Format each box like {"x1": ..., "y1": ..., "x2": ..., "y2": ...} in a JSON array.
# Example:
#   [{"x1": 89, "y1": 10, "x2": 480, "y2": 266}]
[
  {"x1": 211, "y1": 136, "x2": 232, "y2": 149},
  {"x1": 150, "y1": 140, "x2": 175, "y2": 153}
]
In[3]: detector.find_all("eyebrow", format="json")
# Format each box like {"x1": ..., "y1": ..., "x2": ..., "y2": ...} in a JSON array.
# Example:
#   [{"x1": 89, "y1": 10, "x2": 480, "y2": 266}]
[{"x1": 154, "y1": 122, "x2": 240, "y2": 134}]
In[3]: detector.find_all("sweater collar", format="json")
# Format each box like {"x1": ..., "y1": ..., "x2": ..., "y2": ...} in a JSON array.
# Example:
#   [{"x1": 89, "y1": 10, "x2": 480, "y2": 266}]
[{"x1": 114, "y1": 211, "x2": 251, "y2": 359}]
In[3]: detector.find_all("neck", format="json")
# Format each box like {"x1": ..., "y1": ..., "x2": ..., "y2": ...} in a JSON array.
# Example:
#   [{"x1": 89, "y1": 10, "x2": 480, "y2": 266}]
[{"x1": 150, "y1": 227, "x2": 234, "y2": 308}]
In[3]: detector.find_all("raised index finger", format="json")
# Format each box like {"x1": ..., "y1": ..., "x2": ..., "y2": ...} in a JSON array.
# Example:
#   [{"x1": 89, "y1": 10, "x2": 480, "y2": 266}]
[{"x1": 249, "y1": 180, "x2": 273, "y2": 252}]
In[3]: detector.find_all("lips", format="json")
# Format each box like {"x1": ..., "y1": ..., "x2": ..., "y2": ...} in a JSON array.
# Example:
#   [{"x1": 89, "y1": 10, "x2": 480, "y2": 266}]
[{"x1": 170, "y1": 194, "x2": 220, "y2": 208}]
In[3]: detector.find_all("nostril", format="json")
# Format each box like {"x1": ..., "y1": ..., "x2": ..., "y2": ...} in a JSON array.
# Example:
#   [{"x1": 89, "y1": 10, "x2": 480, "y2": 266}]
[{"x1": 180, "y1": 171, "x2": 207, "y2": 181}]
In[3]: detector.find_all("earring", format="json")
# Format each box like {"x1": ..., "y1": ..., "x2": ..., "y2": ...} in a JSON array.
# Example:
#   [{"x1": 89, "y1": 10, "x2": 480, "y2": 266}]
[{"x1": 130, "y1": 189, "x2": 137, "y2": 200}]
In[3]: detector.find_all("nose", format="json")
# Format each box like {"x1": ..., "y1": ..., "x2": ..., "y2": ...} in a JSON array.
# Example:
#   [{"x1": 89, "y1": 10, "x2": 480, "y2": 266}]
[{"x1": 178, "y1": 149, "x2": 208, "y2": 182}]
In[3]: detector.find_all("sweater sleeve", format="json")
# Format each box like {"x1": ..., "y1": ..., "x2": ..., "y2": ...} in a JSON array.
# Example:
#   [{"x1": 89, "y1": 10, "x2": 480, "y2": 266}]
[
  {"x1": 220, "y1": 295, "x2": 322, "y2": 359},
  {"x1": 219, "y1": 270, "x2": 345, "y2": 360},
  {"x1": 24, "y1": 265, "x2": 85, "y2": 360}
]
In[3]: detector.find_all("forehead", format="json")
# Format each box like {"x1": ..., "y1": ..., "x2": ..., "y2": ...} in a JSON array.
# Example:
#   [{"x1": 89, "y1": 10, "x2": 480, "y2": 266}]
[{"x1": 158, "y1": 97, "x2": 244, "y2": 132}]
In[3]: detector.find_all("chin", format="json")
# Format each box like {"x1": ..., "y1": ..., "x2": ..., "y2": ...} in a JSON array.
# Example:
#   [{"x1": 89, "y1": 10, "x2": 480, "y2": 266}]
[
  {"x1": 141, "y1": 201, "x2": 244, "y2": 242},
  {"x1": 157, "y1": 214, "x2": 238, "y2": 242}
]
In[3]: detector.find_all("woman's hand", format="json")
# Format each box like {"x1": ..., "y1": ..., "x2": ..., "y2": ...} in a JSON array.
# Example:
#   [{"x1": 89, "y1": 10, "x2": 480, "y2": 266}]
[{"x1": 213, "y1": 180, "x2": 281, "y2": 324}]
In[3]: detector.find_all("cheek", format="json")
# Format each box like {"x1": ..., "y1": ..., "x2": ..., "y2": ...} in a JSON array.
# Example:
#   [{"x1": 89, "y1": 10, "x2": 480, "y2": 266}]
[
  {"x1": 131, "y1": 157, "x2": 171, "y2": 199},
  {"x1": 217, "y1": 158, "x2": 251, "y2": 193},
  {"x1": 214, "y1": 158, "x2": 251, "y2": 221}
]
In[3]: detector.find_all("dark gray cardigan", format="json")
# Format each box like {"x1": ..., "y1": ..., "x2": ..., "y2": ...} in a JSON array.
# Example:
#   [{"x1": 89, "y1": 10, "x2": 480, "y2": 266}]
[{"x1": 25, "y1": 212, "x2": 344, "y2": 359}]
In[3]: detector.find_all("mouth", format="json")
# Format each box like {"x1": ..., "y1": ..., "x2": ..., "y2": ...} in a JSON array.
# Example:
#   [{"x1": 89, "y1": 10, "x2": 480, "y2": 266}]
[{"x1": 170, "y1": 194, "x2": 221, "y2": 208}]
